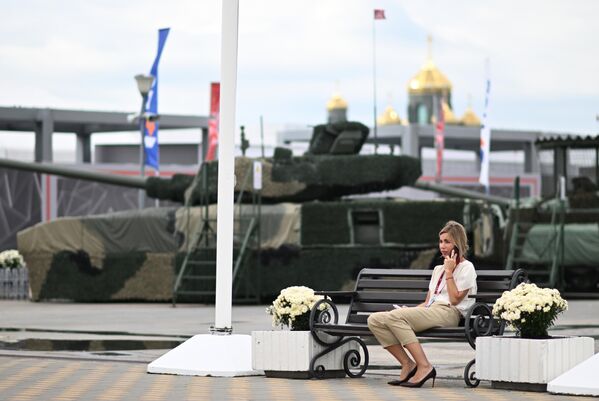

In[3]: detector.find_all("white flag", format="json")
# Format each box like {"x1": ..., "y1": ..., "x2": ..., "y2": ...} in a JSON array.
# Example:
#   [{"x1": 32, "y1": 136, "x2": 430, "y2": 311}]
[{"x1": 479, "y1": 78, "x2": 491, "y2": 189}]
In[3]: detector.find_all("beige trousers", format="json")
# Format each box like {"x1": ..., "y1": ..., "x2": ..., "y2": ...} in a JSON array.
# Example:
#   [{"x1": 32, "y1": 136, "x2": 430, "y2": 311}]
[{"x1": 367, "y1": 302, "x2": 461, "y2": 347}]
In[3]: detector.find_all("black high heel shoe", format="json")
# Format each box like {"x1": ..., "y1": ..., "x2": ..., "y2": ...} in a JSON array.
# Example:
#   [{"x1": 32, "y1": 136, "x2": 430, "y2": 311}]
[
  {"x1": 387, "y1": 366, "x2": 417, "y2": 386},
  {"x1": 400, "y1": 367, "x2": 436, "y2": 388}
]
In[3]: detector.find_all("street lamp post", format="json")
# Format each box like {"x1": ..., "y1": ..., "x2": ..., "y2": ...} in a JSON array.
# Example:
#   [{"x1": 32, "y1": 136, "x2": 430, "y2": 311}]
[{"x1": 134, "y1": 73, "x2": 154, "y2": 209}]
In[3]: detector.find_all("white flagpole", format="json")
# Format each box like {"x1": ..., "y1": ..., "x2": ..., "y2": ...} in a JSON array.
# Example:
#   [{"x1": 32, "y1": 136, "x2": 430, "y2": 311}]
[
  {"x1": 479, "y1": 59, "x2": 491, "y2": 194},
  {"x1": 147, "y1": 0, "x2": 258, "y2": 377},
  {"x1": 372, "y1": 14, "x2": 378, "y2": 154},
  {"x1": 213, "y1": 0, "x2": 239, "y2": 332}
]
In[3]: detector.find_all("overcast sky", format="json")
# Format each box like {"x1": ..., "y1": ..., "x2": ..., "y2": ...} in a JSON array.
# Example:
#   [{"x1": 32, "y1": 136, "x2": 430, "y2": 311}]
[{"x1": 1, "y1": 0, "x2": 598, "y2": 151}]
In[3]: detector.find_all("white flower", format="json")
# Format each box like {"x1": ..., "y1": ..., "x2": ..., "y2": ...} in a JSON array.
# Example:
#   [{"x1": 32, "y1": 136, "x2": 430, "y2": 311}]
[
  {"x1": 0, "y1": 249, "x2": 24, "y2": 268},
  {"x1": 267, "y1": 286, "x2": 326, "y2": 330},
  {"x1": 492, "y1": 282, "x2": 567, "y2": 336}
]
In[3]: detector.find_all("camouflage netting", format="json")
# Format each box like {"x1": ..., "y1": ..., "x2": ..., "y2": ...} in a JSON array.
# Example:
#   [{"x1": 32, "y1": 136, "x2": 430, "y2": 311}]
[
  {"x1": 254, "y1": 246, "x2": 428, "y2": 303},
  {"x1": 145, "y1": 154, "x2": 422, "y2": 204},
  {"x1": 18, "y1": 208, "x2": 179, "y2": 258},
  {"x1": 301, "y1": 199, "x2": 469, "y2": 246},
  {"x1": 176, "y1": 246, "x2": 432, "y2": 303},
  {"x1": 27, "y1": 251, "x2": 173, "y2": 302},
  {"x1": 174, "y1": 203, "x2": 300, "y2": 251},
  {"x1": 18, "y1": 208, "x2": 179, "y2": 301},
  {"x1": 306, "y1": 121, "x2": 369, "y2": 155},
  {"x1": 19, "y1": 199, "x2": 497, "y2": 302},
  {"x1": 18, "y1": 204, "x2": 301, "y2": 301}
]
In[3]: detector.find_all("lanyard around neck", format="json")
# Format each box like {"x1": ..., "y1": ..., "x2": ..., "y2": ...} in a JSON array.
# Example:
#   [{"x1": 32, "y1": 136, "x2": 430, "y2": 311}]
[{"x1": 433, "y1": 271, "x2": 446, "y2": 295}]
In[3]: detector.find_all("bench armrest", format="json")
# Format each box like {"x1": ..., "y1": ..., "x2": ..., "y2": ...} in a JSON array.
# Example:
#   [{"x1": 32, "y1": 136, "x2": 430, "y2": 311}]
[
  {"x1": 309, "y1": 297, "x2": 345, "y2": 346},
  {"x1": 314, "y1": 290, "x2": 356, "y2": 298},
  {"x1": 463, "y1": 302, "x2": 496, "y2": 349}
]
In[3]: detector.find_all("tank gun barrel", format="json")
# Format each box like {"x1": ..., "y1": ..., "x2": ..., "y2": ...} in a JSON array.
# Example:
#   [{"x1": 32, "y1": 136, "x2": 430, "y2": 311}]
[
  {"x1": 413, "y1": 180, "x2": 511, "y2": 207},
  {"x1": 0, "y1": 153, "x2": 423, "y2": 205},
  {"x1": 0, "y1": 158, "x2": 146, "y2": 189}
]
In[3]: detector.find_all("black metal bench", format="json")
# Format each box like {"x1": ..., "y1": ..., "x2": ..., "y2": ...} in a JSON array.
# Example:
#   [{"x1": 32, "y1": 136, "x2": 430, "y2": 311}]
[{"x1": 309, "y1": 268, "x2": 528, "y2": 386}]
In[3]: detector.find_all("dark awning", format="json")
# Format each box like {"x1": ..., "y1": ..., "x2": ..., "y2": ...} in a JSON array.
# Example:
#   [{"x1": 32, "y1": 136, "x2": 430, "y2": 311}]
[
  {"x1": 536, "y1": 135, "x2": 599, "y2": 149},
  {"x1": 0, "y1": 106, "x2": 208, "y2": 134}
]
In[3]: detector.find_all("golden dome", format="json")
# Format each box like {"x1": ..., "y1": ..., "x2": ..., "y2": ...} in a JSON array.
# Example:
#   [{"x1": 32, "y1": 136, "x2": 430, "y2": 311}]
[
  {"x1": 431, "y1": 100, "x2": 459, "y2": 125},
  {"x1": 407, "y1": 59, "x2": 452, "y2": 94},
  {"x1": 377, "y1": 105, "x2": 404, "y2": 126},
  {"x1": 442, "y1": 101, "x2": 459, "y2": 124},
  {"x1": 407, "y1": 36, "x2": 452, "y2": 94},
  {"x1": 461, "y1": 106, "x2": 481, "y2": 126},
  {"x1": 326, "y1": 93, "x2": 348, "y2": 110}
]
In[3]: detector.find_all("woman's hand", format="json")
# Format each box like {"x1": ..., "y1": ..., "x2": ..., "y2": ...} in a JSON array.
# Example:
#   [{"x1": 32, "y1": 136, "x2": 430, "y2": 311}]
[{"x1": 443, "y1": 249, "x2": 458, "y2": 275}]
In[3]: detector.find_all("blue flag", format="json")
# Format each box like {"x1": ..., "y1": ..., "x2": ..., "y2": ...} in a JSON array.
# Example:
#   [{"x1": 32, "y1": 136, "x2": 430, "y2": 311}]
[
  {"x1": 479, "y1": 78, "x2": 491, "y2": 189},
  {"x1": 144, "y1": 28, "x2": 170, "y2": 171}
]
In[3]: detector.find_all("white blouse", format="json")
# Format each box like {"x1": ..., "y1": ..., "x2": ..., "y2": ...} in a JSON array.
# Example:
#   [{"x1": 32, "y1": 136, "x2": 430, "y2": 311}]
[{"x1": 427, "y1": 260, "x2": 477, "y2": 316}]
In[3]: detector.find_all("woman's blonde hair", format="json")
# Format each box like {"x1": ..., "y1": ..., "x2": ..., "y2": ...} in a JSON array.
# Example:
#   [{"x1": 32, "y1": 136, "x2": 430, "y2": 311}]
[{"x1": 439, "y1": 220, "x2": 469, "y2": 258}]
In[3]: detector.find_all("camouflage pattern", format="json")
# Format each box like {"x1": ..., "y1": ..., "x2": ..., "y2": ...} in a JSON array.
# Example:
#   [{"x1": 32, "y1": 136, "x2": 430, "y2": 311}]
[
  {"x1": 18, "y1": 198, "x2": 497, "y2": 302},
  {"x1": 24, "y1": 250, "x2": 173, "y2": 302},
  {"x1": 18, "y1": 204, "x2": 301, "y2": 301},
  {"x1": 146, "y1": 154, "x2": 422, "y2": 204},
  {"x1": 5, "y1": 123, "x2": 508, "y2": 302}
]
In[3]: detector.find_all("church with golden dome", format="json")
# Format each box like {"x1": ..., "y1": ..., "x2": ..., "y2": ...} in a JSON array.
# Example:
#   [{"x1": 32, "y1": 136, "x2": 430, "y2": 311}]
[
  {"x1": 326, "y1": 36, "x2": 481, "y2": 128},
  {"x1": 406, "y1": 37, "x2": 480, "y2": 127}
]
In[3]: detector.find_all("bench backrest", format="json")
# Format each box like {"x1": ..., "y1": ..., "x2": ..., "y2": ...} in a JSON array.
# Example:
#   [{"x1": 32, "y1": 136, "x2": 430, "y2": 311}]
[{"x1": 346, "y1": 268, "x2": 526, "y2": 325}]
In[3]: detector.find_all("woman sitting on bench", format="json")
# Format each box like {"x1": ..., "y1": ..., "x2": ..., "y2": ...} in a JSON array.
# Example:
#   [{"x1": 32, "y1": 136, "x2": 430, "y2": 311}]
[{"x1": 367, "y1": 220, "x2": 477, "y2": 388}]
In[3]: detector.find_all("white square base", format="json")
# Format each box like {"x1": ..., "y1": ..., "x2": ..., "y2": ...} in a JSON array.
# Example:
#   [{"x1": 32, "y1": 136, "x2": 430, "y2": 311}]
[{"x1": 148, "y1": 334, "x2": 263, "y2": 377}]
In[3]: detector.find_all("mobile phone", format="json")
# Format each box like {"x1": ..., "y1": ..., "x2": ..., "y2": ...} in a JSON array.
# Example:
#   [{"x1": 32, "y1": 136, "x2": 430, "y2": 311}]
[{"x1": 453, "y1": 246, "x2": 460, "y2": 261}]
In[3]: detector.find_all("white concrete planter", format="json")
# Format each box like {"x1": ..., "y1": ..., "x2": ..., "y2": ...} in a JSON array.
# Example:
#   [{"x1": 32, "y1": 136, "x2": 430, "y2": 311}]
[
  {"x1": 252, "y1": 330, "x2": 360, "y2": 379},
  {"x1": 476, "y1": 336, "x2": 594, "y2": 391}
]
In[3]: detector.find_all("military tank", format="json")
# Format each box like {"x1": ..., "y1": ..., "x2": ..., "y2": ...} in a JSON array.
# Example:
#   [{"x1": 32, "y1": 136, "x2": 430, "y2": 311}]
[{"x1": 1, "y1": 121, "x2": 510, "y2": 302}]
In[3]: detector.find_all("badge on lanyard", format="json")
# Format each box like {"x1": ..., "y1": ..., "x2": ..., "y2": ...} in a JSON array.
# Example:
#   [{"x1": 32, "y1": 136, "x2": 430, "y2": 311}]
[{"x1": 427, "y1": 271, "x2": 446, "y2": 307}]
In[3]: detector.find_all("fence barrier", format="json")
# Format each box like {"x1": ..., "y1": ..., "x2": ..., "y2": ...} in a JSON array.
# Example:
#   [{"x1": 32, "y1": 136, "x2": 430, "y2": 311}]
[{"x1": 0, "y1": 267, "x2": 29, "y2": 300}]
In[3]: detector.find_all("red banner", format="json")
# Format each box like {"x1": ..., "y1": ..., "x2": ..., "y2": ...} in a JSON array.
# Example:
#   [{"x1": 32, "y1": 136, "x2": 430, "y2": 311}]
[
  {"x1": 205, "y1": 82, "x2": 220, "y2": 161},
  {"x1": 435, "y1": 100, "x2": 445, "y2": 183}
]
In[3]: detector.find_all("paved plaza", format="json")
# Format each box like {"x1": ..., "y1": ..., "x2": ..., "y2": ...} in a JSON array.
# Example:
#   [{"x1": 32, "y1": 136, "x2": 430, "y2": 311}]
[
  {"x1": 0, "y1": 300, "x2": 597, "y2": 400},
  {"x1": 0, "y1": 355, "x2": 593, "y2": 401}
]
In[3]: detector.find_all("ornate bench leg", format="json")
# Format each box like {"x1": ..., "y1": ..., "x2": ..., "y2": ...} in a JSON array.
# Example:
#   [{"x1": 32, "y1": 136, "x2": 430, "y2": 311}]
[
  {"x1": 309, "y1": 337, "x2": 369, "y2": 379},
  {"x1": 343, "y1": 337, "x2": 369, "y2": 378},
  {"x1": 464, "y1": 358, "x2": 480, "y2": 388}
]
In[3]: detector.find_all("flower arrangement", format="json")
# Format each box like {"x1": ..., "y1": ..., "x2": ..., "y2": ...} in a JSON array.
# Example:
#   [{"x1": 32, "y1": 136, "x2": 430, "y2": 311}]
[
  {"x1": 0, "y1": 250, "x2": 25, "y2": 269},
  {"x1": 492, "y1": 282, "x2": 568, "y2": 338},
  {"x1": 266, "y1": 286, "x2": 326, "y2": 331}
]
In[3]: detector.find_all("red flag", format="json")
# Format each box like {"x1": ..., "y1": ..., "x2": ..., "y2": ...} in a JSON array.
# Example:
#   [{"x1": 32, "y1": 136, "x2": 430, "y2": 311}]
[
  {"x1": 435, "y1": 100, "x2": 445, "y2": 183},
  {"x1": 205, "y1": 82, "x2": 220, "y2": 161},
  {"x1": 374, "y1": 9, "x2": 386, "y2": 20}
]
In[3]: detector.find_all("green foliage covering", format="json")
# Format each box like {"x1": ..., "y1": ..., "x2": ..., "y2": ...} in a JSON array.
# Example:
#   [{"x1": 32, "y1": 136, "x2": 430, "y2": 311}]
[
  {"x1": 39, "y1": 251, "x2": 146, "y2": 301},
  {"x1": 145, "y1": 154, "x2": 421, "y2": 205},
  {"x1": 510, "y1": 206, "x2": 599, "y2": 224},
  {"x1": 569, "y1": 193, "x2": 599, "y2": 209},
  {"x1": 255, "y1": 247, "x2": 423, "y2": 302},
  {"x1": 273, "y1": 147, "x2": 293, "y2": 161},
  {"x1": 147, "y1": 174, "x2": 193, "y2": 203},
  {"x1": 170, "y1": 246, "x2": 423, "y2": 303},
  {"x1": 301, "y1": 199, "x2": 467, "y2": 246},
  {"x1": 301, "y1": 203, "x2": 350, "y2": 245},
  {"x1": 382, "y1": 200, "x2": 467, "y2": 244},
  {"x1": 270, "y1": 154, "x2": 421, "y2": 201},
  {"x1": 307, "y1": 121, "x2": 369, "y2": 155}
]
